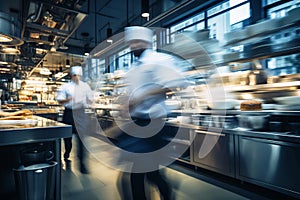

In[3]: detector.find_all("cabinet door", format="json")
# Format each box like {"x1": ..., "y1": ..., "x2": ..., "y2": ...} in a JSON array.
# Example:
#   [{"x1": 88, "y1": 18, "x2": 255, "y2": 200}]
[
  {"x1": 192, "y1": 130, "x2": 235, "y2": 177},
  {"x1": 237, "y1": 136, "x2": 300, "y2": 198}
]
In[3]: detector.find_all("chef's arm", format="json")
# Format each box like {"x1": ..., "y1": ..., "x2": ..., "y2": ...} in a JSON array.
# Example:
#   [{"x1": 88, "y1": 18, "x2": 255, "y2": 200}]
[
  {"x1": 129, "y1": 86, "x2": 173, "y2": 106},
  {"x1": 57, "y1": 96, "x2": 72, "y2": 104}
]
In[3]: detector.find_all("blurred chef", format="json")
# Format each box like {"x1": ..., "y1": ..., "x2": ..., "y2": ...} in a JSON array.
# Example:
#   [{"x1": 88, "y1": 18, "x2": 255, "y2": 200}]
[
  {"x1": 115, "y1": 26, "x2": 189, "y2": 200},
  {"x1": 56, "y1": 66, "x2": 93, "y2": 174}
]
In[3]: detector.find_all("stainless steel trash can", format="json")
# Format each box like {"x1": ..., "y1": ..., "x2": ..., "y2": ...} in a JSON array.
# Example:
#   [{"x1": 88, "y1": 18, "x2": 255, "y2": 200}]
[{"x1": 13, "y1": 161, "x2": 57, "y2": 200}]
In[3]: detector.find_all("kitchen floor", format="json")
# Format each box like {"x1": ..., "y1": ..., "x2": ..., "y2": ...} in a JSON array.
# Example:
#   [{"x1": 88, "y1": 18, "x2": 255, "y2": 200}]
[{"x1": 60, "y1": 138, "x2": 278, "y2": 200}]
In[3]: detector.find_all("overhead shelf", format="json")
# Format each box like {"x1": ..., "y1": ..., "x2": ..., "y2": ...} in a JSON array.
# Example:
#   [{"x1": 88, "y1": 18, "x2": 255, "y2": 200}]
[
  {"x1": 214, "y1": 36, "x2": 300, "y2": 66},
  {"x1": 225, "y1": 81, "x2": 300, "y2": 92}
]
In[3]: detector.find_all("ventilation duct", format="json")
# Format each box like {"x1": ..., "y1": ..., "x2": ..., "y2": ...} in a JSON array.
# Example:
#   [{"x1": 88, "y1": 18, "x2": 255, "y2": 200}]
[{"x1": 0, "y1": 12, "x2": 23, "y2": 46}]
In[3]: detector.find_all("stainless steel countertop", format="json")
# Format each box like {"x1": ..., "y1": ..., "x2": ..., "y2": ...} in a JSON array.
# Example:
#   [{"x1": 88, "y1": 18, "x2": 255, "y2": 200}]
[
  {"x1": 166, "y1": 121, "x2": 300, "y2": 144},
  {"x1": 0, "y1": 116, "x2": 72, "y2": 146}
]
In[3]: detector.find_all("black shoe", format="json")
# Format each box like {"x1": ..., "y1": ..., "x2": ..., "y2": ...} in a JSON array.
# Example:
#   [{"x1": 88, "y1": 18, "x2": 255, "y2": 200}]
[
  {"x1": 64, "y1": 152, "x2": 70, "y2": 160},
  {"x1": 80, "y1": 164, "x2": 89, "y2": 174},
  {"x1": 65, "y1": 160, "x2": 71, "y2": 170}
]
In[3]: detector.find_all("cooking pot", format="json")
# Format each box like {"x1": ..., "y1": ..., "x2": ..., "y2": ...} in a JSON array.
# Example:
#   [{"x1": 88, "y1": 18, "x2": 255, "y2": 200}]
[
  {"x1": 20, "y1": 147, "x2": 54, "y2": 166},
  {"x1": 237, "y1": 114, "x2": 269, "y2": 130},
  {"x1": 248, "y1": 69, "x2": 268, "y2": 85}
]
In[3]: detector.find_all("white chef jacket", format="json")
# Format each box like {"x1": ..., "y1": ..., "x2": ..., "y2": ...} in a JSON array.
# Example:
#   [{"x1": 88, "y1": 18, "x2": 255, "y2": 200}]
[
  {"x1": 124, "y1": 49, "x2": 189, "y2": 119},
  {"x1": 56, "y1": 80, "x2": 93, "y2": 109}
]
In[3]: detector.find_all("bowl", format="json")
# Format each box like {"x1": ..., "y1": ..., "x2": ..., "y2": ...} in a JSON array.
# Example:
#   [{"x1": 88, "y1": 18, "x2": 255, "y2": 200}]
[
  {"x1": 165, "y1": 100, "x2": 182, "y2": 110},
  {"x1": 273, "y1": 96, "x2": 300, "y2": 106},
  {"x1": 109, "y1": 110, "x2": 120, "y2": 117},
  {"x1": 208, "y1": 99, "x2": 239, "y2": 110}
]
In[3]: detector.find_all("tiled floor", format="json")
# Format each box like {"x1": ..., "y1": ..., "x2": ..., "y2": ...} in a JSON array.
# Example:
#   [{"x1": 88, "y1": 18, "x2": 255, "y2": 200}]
[
  {"x1": 61, "y1": 156, "x2": 249, "y2": 200},
  {"x1": 60, "y1": 137, "x2": 273, "y2": 200}
]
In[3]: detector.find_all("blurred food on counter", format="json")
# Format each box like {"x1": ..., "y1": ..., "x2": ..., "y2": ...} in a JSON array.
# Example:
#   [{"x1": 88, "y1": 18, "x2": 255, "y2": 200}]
[
  {"x1": 0, "y1": 109, "x2": 33, "y2": 117},
  {"x1": 1, "y1": 104, "x2": 25, "y2": 110},
  {"x1": 240, "y1": 99, "x2": 262, "y2": 111}
]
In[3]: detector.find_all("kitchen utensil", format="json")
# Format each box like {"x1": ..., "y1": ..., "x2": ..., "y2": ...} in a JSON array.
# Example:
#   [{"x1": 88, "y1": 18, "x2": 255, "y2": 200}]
[
  {"x1": 208, "y1": 99, "x2": 239, "y2": 110},
  {"x1": 273, "y1": 96, "x2": 300, "y2": 106},
  {"x1": 237, "y1": 114, "x2": 269, "y2": 130}
]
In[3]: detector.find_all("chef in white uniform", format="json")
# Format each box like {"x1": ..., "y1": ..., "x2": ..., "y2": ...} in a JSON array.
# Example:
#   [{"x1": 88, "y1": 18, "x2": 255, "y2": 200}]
[
  {"x1": 56, "y1": 66, "x2": 93, "y2": 173},
  {"x1": 116, "y1": 26, "x2": 189, "y2": 200}
]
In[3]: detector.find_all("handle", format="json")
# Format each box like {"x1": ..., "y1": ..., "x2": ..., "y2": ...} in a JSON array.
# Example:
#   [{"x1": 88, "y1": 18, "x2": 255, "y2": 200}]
[
  {"x1": 35, "y1": 169, "x2": 43, "y2": 173},
  {"x1": 46, "y1": 150, "x2": 54, "y2": 161},
  {"x1": 195, "y1": 130, "x2": 225, "y2": 137}
]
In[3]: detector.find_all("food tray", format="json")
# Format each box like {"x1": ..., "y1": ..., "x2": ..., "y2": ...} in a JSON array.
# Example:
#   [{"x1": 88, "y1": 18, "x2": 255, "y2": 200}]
[{"x1": 0, "y1": 119, "x2": 38, "y2": 125}]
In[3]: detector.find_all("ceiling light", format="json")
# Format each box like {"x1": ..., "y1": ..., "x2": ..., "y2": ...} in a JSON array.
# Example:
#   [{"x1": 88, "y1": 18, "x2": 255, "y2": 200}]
[
  {"x1": 0, "y1": 34, "x2": 13, "y2": 43},
  {"x1": 0, "y1": 67, "x2": 10, "y2": 71},
  {"x1": 59, "y1": 44, "x2": 68, "y2": 50},
  {"x1": 106, "y1": 27, "x2": 113, "y2": 43},
  {"x1": 39, "y1": 68, "x2": 52, "y2": 75},
  {"x1": 0, "y1": 47, "x2": 20, "y2": 54},
  {"x1": 36, "y1": 48, "x2": 47, "y2": 55},
  {"x1": 66, "y1": 59, "x2": 70, "y2": 68},
  {"x1": 55, "y1": 72, "x2": 68, "y2": 79},
  {"x1": 0, "y1": 12, "x2": 23, "y2": 46},
  {"x1": 141, "y1": 0, "x2": 150, "y2": 19},
  {"x1": 50, "y1": 46, "x2": 56, "y2": 52},
  {"x1": 0, "y1": 61, "x2": 8, "y2": 65}
]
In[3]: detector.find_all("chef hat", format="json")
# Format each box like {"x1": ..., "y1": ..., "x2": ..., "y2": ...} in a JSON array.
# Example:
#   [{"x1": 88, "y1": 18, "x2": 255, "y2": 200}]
[
  {"x1": 70, "y1": 66, "x2": 83, "y2": 76},
  {"x1": 124, "y1": 26, "x2": 153, "y2": 43}
]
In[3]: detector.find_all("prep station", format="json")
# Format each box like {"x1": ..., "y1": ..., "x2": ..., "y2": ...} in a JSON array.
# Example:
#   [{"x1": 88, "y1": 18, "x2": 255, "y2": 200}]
[
  {"x1": 167, "y1": 110, "x2": 300, "y2": 198},
  {"x1": 1, "y1": 0, "x2": 300, "y2": 199}
]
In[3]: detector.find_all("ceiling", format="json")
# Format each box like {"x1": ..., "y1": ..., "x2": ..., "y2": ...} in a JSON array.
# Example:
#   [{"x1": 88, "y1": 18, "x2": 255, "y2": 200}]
[{"x1": 0, "y1": 0, "x2": 186, "y2": 80}]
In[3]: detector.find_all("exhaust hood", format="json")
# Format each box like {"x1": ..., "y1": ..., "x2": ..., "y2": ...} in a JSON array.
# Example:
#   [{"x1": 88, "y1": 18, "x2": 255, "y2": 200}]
[{"x1": 0, "y1": 11, "x2": 23, "y2": 46}]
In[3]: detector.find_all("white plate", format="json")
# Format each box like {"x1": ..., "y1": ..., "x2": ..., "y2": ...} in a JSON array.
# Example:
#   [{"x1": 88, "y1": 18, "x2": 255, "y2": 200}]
[
  {"x1": 273, "y1": 96, "x2": 300, "y2": 106},
  {"x1": 275, "y1": 104, "x2": 300, "y2": 111},
  {"x1": 0, "y1": 119, "x2": 38, "y2": 125},
  {"x1": 208, "y1": 99, "x2": 239, "y2": 110},
  {"x1": 262, "y1": 104, "x2": 276, "y2": 110}
]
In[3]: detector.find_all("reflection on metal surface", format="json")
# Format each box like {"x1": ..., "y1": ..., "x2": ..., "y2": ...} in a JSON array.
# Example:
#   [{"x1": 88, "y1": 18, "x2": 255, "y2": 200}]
[{"x1": 238, "y1": 137, "x2": 300, "y2": 197}]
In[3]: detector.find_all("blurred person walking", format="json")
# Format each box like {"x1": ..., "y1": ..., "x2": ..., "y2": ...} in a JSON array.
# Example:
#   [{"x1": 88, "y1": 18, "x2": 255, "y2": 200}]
[
  {"x1": 56, "y1": 66, "x2": 94, "y2": 174},
  {"x1": 114, "y1": 26, "x2": 189, "y2": 200}
]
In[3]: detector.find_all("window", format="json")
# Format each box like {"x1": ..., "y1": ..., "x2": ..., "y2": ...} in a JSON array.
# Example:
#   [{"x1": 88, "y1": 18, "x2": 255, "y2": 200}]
[
  {"x1": 208, "y1": 0, "x2": 250, "y2": 41},
  {"x1": 264, "y1": 0, "x2": 300, "y2": 76},
  {"x1": 169, "y1": 0, "x2": 250, "y2": 42},
  {"x1": 170, "y1": 12, "x2": 205, "y2": 33},
  {"x1": 267, "y1": 1, "x2": 299, "y2": 19}
]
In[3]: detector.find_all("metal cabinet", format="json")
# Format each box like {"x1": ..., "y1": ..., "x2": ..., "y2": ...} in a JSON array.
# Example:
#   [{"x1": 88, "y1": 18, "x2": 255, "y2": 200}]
[
  {"x1": 192, "y1": 129, "x2": 235, "y2": 177},
  {"x1": 236, "y1": 136, "x2": 300, "y2": 198}
]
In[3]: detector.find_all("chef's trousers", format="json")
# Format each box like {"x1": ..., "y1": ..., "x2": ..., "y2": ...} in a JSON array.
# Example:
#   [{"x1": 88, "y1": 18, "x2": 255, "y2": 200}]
[{"x1": 62, "y1": 107, "x2": 87, "y2": 163}]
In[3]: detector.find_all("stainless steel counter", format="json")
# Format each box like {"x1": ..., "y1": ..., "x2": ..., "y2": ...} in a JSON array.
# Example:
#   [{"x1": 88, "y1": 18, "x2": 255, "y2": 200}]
[
  {"x1": 166, "y1": 119, "x2": 300, "y2": 198},
  {"x1": 0, "y1": 116, "x2": 72, "y2": 146},
  {"x1": 0, "y1": 116, "x2": 72, "y2": 200}
]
